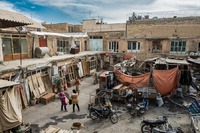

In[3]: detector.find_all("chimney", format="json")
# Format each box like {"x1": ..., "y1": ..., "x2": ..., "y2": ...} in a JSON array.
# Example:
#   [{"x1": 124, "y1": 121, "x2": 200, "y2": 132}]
[
  {"x1": 144, "y1": 15, "x2": 149, "y2": 19},
  {"x1": 138, "y1": 15, "x2": 142, "y2": 20}
]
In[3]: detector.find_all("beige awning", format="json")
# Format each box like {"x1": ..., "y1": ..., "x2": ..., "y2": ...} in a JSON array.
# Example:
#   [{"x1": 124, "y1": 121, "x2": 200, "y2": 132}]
[{"x1": 0, "y1": 80, "x2": 19, "y2": 89}]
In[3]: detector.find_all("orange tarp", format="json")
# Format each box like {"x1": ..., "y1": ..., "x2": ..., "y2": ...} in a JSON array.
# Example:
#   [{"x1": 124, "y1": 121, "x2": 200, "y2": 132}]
[
  {"x1": 153, "y1": 68, "x2": 179, "y2": 96},
  {"x1": 114, "y1": 69, "x2": 150, "y2": 88},
  {"x1": 105, "y1": 53, "x2": 112, "y2": 57},
  {"x1": 123, "y1": 53, "x2": 134, "y2": 60}
]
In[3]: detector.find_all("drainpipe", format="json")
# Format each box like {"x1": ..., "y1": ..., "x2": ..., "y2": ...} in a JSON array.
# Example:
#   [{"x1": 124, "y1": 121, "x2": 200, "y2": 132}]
[{"x1": 32, "y1": 36, "x2": 35, "y2": 58}]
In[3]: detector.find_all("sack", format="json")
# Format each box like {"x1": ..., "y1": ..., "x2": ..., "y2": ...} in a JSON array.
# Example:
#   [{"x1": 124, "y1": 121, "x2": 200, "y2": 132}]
[{"x1": 65, "y1": 97, "x2": 69, "y2": 104}]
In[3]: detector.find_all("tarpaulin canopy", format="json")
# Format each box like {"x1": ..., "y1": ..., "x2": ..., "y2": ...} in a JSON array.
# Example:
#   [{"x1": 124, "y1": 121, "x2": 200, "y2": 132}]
[
  {"x1": 0, "y1": 79, "x2": 19, "y2": 89},
  {"x1": 187, "y1": 58, "x2": 200, "y2": 65},
  {"x1": 0, "y1": 86, "x2": 22, "y2": 132},
  {"x1": 105, "y1": 53, "x2": 112, "y2": 57},
  {"x1": 166, "y1": 59, "x2": 189, "y2": 65},
  {"x1": 114, "y1": 69, "x2": 150, "y2": 88},
  {"x1": 123, "y1": 53, "x2": 134, "y2": 60},
  {"x1": 153, "y1": 68, "x2": 179, "y2": 96}
]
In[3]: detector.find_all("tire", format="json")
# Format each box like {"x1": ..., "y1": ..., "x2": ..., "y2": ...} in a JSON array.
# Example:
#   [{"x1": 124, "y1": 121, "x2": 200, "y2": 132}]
[
  {"x1": 141, "y1": 124, "x2": 152, "y2": 133},
  {"x1": 90, "y1": 111, "x2": 98, "y2": 120},
  {"x1": 137, "y1": 109, "x2": 145, "y2": 116},
  {"x1": 168, "y1": 124, "x2": 173, "y2": 130},
  {"x1": 129, "y1": 108, "x2": 137, "y2": 117},
  {"x1": 137, "y1": 110, "x2": 141, "y2": 116},
  {"x1": 109, "y1": 113, "x2": 118, "y2": 124}
]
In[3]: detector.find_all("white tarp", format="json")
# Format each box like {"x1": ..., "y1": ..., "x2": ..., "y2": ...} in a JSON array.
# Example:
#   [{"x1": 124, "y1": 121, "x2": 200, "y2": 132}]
[
  {"x1": 166, "y1": 58, "x2": 189, "y2": 65},
  {"x1": 0, "y1": 80, "x2": 18, "y2": 88},
  {"x1": 77, "y1": 62, "x2": 84, "y2": 78},
  {"x1": 188, "y1": 58, "x2": 200, "y2": 65},
  {"x1": 0, "y1": 87, "x2": 22, "y2": 132},
  {"x1": 30, "y1": 31, "x2": 88, "y2": 38}
]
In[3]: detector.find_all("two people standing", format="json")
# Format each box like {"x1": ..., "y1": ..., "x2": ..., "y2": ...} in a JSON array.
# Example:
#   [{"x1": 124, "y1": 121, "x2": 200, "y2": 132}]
[{"x1": 59, "y1": 89, "x2": 80, "y2": 113}]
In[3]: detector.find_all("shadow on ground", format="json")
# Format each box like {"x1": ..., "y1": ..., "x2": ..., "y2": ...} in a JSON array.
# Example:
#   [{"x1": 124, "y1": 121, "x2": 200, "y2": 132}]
[{"x1": 31, "y1": 113, "x2": 86, "y2": 132}]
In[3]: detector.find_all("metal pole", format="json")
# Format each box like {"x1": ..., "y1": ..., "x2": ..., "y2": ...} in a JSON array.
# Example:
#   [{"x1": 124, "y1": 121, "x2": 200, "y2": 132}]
[
  {"x1": 19, "y1": 31, "x2": 22, "y2": 65},
  {"x1": 14, "y1": 27, "x2": 25, "y2": 82},
  {"x1": 15, "y1": 27, "x2": 22, "y2": 65}
]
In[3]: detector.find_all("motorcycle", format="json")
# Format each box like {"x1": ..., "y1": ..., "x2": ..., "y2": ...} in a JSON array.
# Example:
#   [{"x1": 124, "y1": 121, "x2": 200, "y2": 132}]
[
  {"x1": 127, "y1": 98, "x2": 149, "y2": 117},
  {"x1": 141, "y1": 116, "x2": 183, "y2": 133},
  {"x1": 89, "y1": 105, "x2": 118, "y2": 124}
]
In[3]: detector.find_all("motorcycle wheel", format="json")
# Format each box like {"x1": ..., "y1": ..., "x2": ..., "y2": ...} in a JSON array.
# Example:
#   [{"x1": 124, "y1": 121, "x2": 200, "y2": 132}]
[
  {"x1": 109, "y1": 113, "x2": 118, "y2": 124},
  {"x1": 129, "y1": 108, "x2": 137, "y2": 117},
  {"x1": 141, "y1": 124, "x2": 152, "y2": 133},
  {"x1": 137, "y1": 109, "x2": 145, "y2": 116},
  {"x1": 90, "y1": 111, "x2": 98, "y2": 120}
]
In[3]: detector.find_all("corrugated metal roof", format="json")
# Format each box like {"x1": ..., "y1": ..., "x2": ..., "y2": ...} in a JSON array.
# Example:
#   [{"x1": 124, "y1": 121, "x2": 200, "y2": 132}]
[
  {"x1": 0, "y1": 79, "x2": 19, "y2": 89},
  {"x1": 0, "y1": 9, "x2": 32, "y2": 28},
  {"x1": 30, "y1": 31, "x2": 88, "y2": 37},
  {"x1": 0, "y1": 9, "x2": 45, "y2": 29}
]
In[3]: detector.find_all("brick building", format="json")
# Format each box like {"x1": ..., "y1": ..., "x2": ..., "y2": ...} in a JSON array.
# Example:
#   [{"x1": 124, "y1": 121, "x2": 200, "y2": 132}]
[
  {"x1": 126, "y1": 16, "x2": 200, "y2": 60},
  {"x1": 82, "y1": 19, "x2": 127, "y2": 52},
  {"x1": 42, "y1": 23, "x2": 82, "y2": 33}
]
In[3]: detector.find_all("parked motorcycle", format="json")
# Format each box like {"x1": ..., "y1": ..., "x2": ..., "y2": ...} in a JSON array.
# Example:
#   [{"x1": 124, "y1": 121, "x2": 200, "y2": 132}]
[
  {"x1": 89, "y1": 105, "x2": 118, "y2": 124},
  {"x1": 141, "y1": 116, "x2": 183, "y2": 133},
  {"x1": 127, "y1": 98, "x2": 149, "y2": 117}
]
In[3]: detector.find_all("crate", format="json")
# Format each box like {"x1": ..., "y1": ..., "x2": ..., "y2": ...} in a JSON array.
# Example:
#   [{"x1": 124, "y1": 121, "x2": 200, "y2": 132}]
[{"x1": 40, "y1": 93, "x2": 56, "y2": 105}]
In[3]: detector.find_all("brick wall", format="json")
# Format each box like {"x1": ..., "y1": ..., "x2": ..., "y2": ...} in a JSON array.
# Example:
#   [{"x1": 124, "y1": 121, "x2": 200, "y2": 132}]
[{"x1": 126, "y1": 17, "x2": 200, "y2": 55}]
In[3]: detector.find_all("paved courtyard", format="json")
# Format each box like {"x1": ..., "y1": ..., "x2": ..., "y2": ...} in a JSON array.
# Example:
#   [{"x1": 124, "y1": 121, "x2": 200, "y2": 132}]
[{"x1": 22, "y1": 76, "x2": 191, "y2": 133}]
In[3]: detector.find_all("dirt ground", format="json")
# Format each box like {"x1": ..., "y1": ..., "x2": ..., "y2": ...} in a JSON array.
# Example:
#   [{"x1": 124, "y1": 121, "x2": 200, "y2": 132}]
[{"x1": 22, "y1": 76, "x2": 192, "y2": 133}]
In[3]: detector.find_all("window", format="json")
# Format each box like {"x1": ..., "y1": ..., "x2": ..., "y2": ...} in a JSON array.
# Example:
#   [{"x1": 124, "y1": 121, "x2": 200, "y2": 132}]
[
  {"x1": 127, "y1": 41, "x2": 140, "y2": 52},
  {"x1": 2, "y1": 36, "x2": 28, "y2": 54},
  {"x1": 13, "y1": 38, "x2": 20, "y2": 53},
  {"x1": 90, "y1": 60, "x2": 96, "y2": 70},
  {"x1": 65, "y1": 65, "x2": 75, "y2": 81},
  {"x1": 108, "y1": 41, "x2": 119, "y2": 52},
  {"x1": 68, "y1": 26, "x2": 74, "y2": 32},
  {"x1": 90, "y1": 36, "x2": 102, "y2": 39},
  {"x1": 152, "y1": 40, "x2": 162, "y2": 53},
  {"x1": 57, "y1": 39, "x2": 70, "y2": 54},
  {"x1": 170, "y1": 40, "x2": 186, "y2": 54},
  {"x1": 2, "y1": 38, "x2": 12, "y2": 55},
  {"x1": 84, "y1": 41, "x2": 87, "y2": 51},
  {"x1": 21, "y1": 39, "x2": 28, "y2": 54}
]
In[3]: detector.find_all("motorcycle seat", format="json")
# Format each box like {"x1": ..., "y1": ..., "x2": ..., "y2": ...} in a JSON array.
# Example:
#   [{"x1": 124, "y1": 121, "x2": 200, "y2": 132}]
[
  {"x1": 137, "y1": 104, "x2": 145, "y2": 108},
  {"x1": 143, "y1": 119, "x2": 166, "y2": 125}
]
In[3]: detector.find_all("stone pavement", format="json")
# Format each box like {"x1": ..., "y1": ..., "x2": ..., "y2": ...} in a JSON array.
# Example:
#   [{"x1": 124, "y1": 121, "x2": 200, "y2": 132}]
[
  {"x1": 22, "y1": 76, "x2": 97, "y2": 132},
  {"x1": 22, "y1": 76, "x2": 192, "y2": 133}
]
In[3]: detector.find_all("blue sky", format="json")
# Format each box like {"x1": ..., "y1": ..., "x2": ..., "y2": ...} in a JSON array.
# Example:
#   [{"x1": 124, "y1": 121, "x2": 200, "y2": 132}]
[{"x1": 1, "y1": 0, "x2": 200, "y2": 24}]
